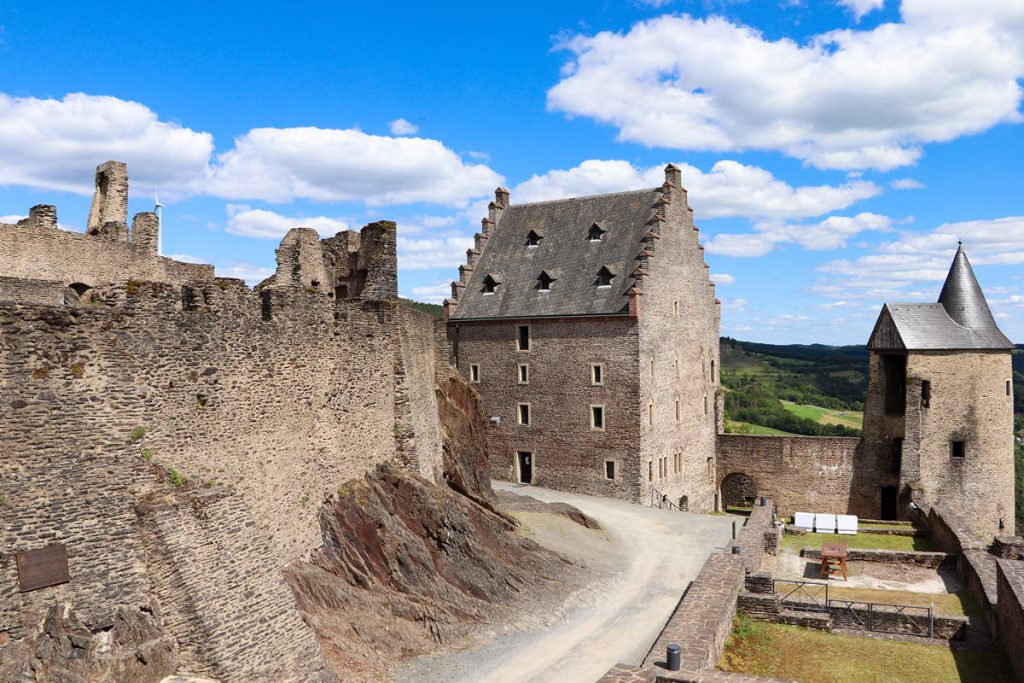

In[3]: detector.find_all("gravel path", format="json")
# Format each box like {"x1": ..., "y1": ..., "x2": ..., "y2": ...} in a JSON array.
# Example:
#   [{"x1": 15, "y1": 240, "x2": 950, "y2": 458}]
[{"x1": 399, "y1": 482, "x2": 734, "y2": 683}]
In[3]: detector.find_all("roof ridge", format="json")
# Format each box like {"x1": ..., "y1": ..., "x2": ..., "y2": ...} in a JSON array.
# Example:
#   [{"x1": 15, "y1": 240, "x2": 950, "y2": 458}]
[{"x1": 506, "y1": 187, "x2": 660, "y2": 209}]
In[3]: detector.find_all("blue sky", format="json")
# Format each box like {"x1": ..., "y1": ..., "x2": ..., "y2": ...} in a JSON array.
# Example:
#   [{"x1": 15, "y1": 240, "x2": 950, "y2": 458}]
[{"x1": 0, "y1": 0, "x2": 1021, "y2": 344}]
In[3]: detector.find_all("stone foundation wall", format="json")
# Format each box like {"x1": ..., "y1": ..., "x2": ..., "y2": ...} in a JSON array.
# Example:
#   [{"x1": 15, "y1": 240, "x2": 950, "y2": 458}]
[
  {"x1": 0, "y1": 275, "x2": 64, "y2": 305},
  {"x1": 799, "y1": 547, "x2": 948, "y2": 568},
  {"x1": 716, "y1": 435, "x2": 862, "y2": 516},
  {"x1": 996, "y1": 560, "x2": 1024, "y2": 683}
]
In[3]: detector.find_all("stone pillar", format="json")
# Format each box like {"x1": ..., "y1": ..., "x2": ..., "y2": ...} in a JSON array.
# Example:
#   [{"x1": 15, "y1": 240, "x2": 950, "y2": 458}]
[
  {"x1": 86, "y1": 161, "x2": 129, "y2": 236},
  {"x1": 17, "y1": 205, "x2": 58, "y2": 229},
  {"x1": 131, "y1": 212, "x2": 159, "y2": 253},
  {"x1": 357, "y1": 221, "x2": 398, "y2": 301}
]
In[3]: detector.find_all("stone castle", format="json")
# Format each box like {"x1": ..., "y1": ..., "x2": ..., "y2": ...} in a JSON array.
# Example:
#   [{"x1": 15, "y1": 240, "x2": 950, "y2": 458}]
[
  {"x1": 445, "y1": 165, "x2": 1016, "y2": 540},
  {"x1": 0, "y1": 161, "x2": 1019, "y2": 681}
]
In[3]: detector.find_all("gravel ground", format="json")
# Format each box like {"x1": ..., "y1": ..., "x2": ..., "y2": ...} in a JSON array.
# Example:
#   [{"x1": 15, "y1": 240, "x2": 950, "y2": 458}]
[{"x1": 398, "y1": 482, "x2": 734, "y2": 683}]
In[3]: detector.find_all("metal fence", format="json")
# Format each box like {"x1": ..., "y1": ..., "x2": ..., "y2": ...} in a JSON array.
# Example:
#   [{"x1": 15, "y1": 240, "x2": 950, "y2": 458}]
[
  {"x1": 827, "y1": 599, "x2": 934, "y2": 638},
  {"x1": 773, "y1": 578, "x2": 829, "y2": 612}
]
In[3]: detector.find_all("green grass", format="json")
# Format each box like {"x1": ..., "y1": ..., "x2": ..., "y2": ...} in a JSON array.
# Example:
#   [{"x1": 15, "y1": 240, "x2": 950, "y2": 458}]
[
  {"x1": 719, "y1": 618, "x2": 1013, "y2": 682},
  {"x1": 781, "y1": 400, "x2": 863, "y2": 430},
  {"x1": 724, "y1": 420, "x2": 796, "y2": 436},
  {"x1": 826, "y1": 586, "x2": 982, "y2": 618},
  {"x1": 781, "y1": 531, "x2": 933, "y2": 552}
]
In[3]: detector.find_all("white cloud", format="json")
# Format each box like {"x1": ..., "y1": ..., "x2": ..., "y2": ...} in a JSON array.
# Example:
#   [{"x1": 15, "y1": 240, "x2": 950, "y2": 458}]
[
  {"x1": 389, "y1": 118, "x2": 419, "y2": 135},
  {"x1": 208, "y1": 127, "x2": 502, "y2": 207},
  {"x1": 223, "y1": 204, "x2": 349, "y2": 240},
  {"x1": 0, "y1": 93, "x2": 215, "y2": 197},
  {"x1": 408, "y1": 281, "x2": 452, "y2": 304},
  {"x1": 214, "y1": 261, "x2": 275, "y2": 286},
  {"x1": 0, "y1": 214, "x2": 25, "y2": 223},
  {"x1": 837, "y1": 0, "x2": 885, "y2": 20},
  {"x1": 711, "y1": 272, "x2": 735, "y2": 284},
  {"x1": 890, "y1": 178, "x2": 925, "y2": 190},
  {"x1": 720, "y1": 297, "x2": 748, "y2": 312},
  {"x1": 398, "y1": 234, "x2": 474, "y2": 270},
  {"x1": 513, "y1": 159, "x2": 880, "y2": 219},
  {"x1": 548, "y1": 4, "x2": 1024, "y2": 170},
  {"x1": 704, "y1": 212, "x2": 892, "y2": 257}
]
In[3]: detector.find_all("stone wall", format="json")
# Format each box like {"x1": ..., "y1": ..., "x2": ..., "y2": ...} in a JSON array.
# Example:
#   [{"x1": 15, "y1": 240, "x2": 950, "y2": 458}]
[
  {"x1": 0, "y1": 220, "x2": 214, "y2": 290},
  {"x1": 996, "y1": 560, "x2": 1024, "y2": 683},
  {"x1": 716, "y1": 435, "x2": 862, "y2": 516},
  {"x1": 0, "y1": 275, "x2": 64, "y2": 306},
  {"x1": 638, "y1": 176, "x2": 720, "y2": 513},
  {"x1": 451, "y1": 315, "x2": 644, "y2": 500}
]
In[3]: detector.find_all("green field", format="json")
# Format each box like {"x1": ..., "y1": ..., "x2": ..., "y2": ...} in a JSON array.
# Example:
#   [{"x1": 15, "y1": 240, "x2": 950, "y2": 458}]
[
  {"x1": 724, "y1": 420, "x2": 796, "y2": 436},
  {"x1": 781, "y1": 401, "x2": 863, "y2": 429},
  {"x1": 781, "y1": 531, "x2": 932, "y2": 552}
]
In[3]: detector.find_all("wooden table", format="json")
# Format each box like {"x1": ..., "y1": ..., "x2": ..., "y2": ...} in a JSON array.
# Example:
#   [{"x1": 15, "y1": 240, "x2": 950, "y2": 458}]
[{"x1": 817, "y1": 541, "x2": 848, "y2": 580}]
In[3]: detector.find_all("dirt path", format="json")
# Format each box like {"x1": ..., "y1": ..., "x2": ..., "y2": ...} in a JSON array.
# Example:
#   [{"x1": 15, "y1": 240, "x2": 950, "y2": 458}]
[{"x1": 399, "y1": 482, "x2": 734, "y2": 683}]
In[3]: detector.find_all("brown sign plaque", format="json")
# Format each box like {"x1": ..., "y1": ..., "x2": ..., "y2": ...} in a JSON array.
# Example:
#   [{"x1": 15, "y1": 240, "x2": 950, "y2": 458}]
[{"x1": 16, "y1": 543, "x2": 70, "y2": 592}]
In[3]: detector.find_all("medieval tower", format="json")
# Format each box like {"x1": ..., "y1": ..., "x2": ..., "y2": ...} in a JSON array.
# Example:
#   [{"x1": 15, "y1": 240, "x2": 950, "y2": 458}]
[{"x1": 863, "y1": 244, "x2": 1015, "y2": 537}]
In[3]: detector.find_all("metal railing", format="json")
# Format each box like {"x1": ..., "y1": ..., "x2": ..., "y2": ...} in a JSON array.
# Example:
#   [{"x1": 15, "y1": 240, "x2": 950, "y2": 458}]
[
  {"x1": 827, "y1": 600, "x2": 934, "y2": 638},
  {"x1": 651, "y1": 488, "x2": 680, "y2": 511},
  {"x1": 773, "y1": 578, "x2": 829, "y2": 612}
]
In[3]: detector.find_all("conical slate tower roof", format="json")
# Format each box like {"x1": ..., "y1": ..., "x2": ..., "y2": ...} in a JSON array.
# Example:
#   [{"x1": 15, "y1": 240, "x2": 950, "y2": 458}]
[
  {"x1": 938, "y1": 243, "x2": 1001, "y2": 330},
  {"x1": 868, "y1": 244, "x2": 1014, "y2": 351}
]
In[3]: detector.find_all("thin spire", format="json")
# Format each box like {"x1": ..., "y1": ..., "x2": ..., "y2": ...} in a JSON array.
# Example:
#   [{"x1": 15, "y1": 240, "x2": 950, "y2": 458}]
[{"x1": 938, "y1": 243, "x2": 998, "y2": 330}]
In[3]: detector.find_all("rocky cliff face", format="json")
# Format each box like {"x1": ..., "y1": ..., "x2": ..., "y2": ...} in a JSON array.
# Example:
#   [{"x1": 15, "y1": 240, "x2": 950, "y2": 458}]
[{"x1": 286, "y1": 373, "x2": 576, "y2": 681}]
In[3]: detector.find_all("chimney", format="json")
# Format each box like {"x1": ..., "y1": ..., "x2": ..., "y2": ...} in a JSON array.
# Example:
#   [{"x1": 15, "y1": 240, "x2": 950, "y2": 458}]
[
  {"x1": 664, "y1": 163, "x2": 682, "y2": 188},
  {"x1": 494, "y1": 187, "x2": 510, "y2": 209}
]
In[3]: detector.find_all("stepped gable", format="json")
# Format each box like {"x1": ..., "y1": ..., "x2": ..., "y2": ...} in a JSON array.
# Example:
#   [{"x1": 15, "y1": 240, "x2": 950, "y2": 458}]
[
  {"x1": 448, "y1": 187, "x2": 666, "y2": 320},
  {"x1": 868, "y1": 244, "x2": 1014, "y2": 351}
]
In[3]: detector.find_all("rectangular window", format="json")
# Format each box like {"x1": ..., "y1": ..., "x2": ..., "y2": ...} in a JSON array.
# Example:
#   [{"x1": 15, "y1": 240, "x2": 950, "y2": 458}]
[
  {"x1": 591, "y1": 405, "x2": 605, "y2": 430},
  {"x1": 517, "y1": 403, "x2": 531, "y2": 425},
  {"x1": 704, "y1": 394, "x2": 708, "y2": 415},
  {"x1": 891, "y1": 437, "x2": 903, "y2": 473},
  {"x1": 518, "y1": 364, "x2": 529, "y2": 384},
  {"x1": 675, "y1": 399, "x2": 680, "y2": 422},
  {"x1": 469, "y1": 364, "x2": 480, "y2": 383},
  {"x1": 951, "y1": 440, "x2": 965, "y2": 459},
  {"x1": 674, "y1": 301, "x2": 680, "y2": 318},
  {"x1": 605, "y1": 460, "x2": 616, "y2": 480},
  {"x1": 648, "y1": 402, "x2": 654, "y2": 426},
  {"x1": 883, "y1": 354, "x2": 907, "y2": 415},
  {"x1": 1007, "y1": 380, "x2": 1012, "y2": 397},
  {"x1": 517, "y1": 325, "x2": 530, "y2": 351},
  {"x1": 591, "y1": 364, "x2": 604, "y2": 385},
  {"x1": 648, "y1": 461, "x2": 653, "y2": 482},
  {"x1": 921, "y1": 380, "x2": 931, "y2": 408},
  {"x1": 711, "y1": 360, "x2": 716, "y2": 383}
]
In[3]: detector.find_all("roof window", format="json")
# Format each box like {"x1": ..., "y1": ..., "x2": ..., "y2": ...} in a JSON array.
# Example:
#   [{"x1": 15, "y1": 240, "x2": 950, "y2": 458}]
[
  {"x1": 526, "y1": 230, "x2": 542, "y2": 247},
  {"x1": 537, "y1": 271, "x2": 555, "y2": 292},
  {"x1": 596, "y1": 266, "x2": 614, "y2": 288},
  {"x1": 482, "y1": 274, "x2": 499, "y2": 294},
  {"x1": 588, "y1": 223, "x2": 606, "y2": 242}
]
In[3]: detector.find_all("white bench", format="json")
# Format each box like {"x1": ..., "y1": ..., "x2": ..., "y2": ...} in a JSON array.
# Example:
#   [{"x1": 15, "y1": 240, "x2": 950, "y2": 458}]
[
  {"x1": 837, "y1": 515, "x2": 858, "y2": 535},
  {"x1": 815, "y1": 513, "x2": 837, "y2": 534},
  {"x1": 794, "y1": 512, "x2": 815, "y2": 532}
]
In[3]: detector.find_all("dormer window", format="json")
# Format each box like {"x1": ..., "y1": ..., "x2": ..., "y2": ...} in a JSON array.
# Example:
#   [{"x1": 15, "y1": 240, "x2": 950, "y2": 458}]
[
  {"x1": 482, "y1": 275, "x2": 499, "y2": 294},
  {"x1": 588, "y1": 223, "x2": 606, "y2": 242},
  {"x1": 537, "y1": 271, "x2": 555, "y2": 292},
  {"x1": 596, "y1": 266, "x2": 614, "y2": 288},
  {"x1": 526, "y1": 230, "x2": 542, "y2": 247}
]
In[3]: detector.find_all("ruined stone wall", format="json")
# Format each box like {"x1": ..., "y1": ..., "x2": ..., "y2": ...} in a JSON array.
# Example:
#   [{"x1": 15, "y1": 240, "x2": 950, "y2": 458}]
[
  {"x1": 0, "y1": 221, "x2": 213, "y2": 290},
  {"x1": 996, "y1": 560, "x2": 1024, "y2": 683},
  {"x1": 0, "y1": 284, "x2": 442, "y2": 566},
  {"x1": 902, "y1": 351, "x2": 1015, "y2": 538},
  {"x1": 855, "y1": 352, "x2": 904, "y2": 516},
  {"x1": 0, "y1": 275, "x2": 64, "y2": 306},
  {"x1": 638, "y1": 178, "x2": 720, "y2": 513},
  {"x1": 716, "y1": 434, "x2": 862, "y2": 517},
  {"x1": 450, "y1": 316, "x2": 643, "y2": 500},
  {"x1": 393, "y1": 305, "x2": 445, "y2": 482}
]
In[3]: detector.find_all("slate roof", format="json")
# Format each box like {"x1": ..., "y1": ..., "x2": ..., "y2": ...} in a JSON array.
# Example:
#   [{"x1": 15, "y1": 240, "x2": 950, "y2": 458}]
[
  {"x1": 868, "y1": 245, "x2": 1013, "y2": 351},
  {"x1": 451, "y1": 188, "x2": 663, "y2": 320}
]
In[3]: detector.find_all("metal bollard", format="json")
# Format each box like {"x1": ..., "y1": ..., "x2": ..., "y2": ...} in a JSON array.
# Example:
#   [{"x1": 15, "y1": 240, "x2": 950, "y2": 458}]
[
  {"x1": 732, "y1": 520, "x2": 737, "y2": 539},
  {"x1": 666, "y1": 642, "x2": 681, "y2": 671}
]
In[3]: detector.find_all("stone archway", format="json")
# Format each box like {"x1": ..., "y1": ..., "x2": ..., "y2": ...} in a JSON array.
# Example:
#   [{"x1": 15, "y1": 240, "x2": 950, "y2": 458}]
[{"x1": 720, "y1": 472, "x2": 756, "y2": 509}]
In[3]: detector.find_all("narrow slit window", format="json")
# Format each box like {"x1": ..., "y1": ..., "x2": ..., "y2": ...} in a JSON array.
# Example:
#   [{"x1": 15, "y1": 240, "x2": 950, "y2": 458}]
[
  {"x1": 648, "y1": 402, "x2": 654, "y2": 426},
  {"x1": 605, "y1": 460, "x2": 616, "y2": 480},
  {"x1": 587, "y1": 223, "x2": 605, "y2": 241},
  {"x1": 648, "y1": 461, "x2": 653, "y2": 482},
  {"x1": 921, "y1": 379, "x2": 931, "y2": 408},
  {"x1": 596, "y1": 266, "x2": 614, "y2": 288},
  {"x1": 1007, "y1": 380, "x2": 1012, "y2": 397},
  {"x1": 517, "y1": 325, "x2": 530, "y2": 351},
  {"x1": 711, "y1": 360, "x2": 716, "y2": 383},
  {"x1": 674, "y1": 301, "x2": 680, "y2": 318},
  {"x1": 525, "y1": 229, "x2": 542, "y2": 247},
  {"x1": 518, "y1": 403, "x2": 531, "y2": 426},
  {"x1": 469, "y1": 364, "x2": 480, "y2": 383},
  {"x1": 591, "y1": 364, "x2": 604, "y2": 385},
  {"x1": 704, "y1": 394, "x2": 708, "y2": 415},
  {"x1": 591, "y1": 405, "x2": 605, "y2": 431},
  {"x1": 951, "y1": 440, "x2": 965, "y2": 459},
  {"x1": 518, "y1": 364, "x2": 529, "y2": 384},
  {"x1": 675, "y1": 399, "x2": 680, "y2": 422}
]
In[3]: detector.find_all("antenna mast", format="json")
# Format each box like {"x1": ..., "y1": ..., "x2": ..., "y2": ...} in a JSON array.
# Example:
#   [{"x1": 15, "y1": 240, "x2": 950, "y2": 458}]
[{"x1": 154, "y1": 190, "x2": 164, "y2": 256}]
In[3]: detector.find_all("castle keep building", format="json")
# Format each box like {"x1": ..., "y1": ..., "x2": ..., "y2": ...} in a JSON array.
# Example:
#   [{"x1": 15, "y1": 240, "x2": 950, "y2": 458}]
[
  {"x1": 445, "y1": 165, "x2": 721, "y2": 510},
  {"x1": 862, "y1": 244, "x2": 1016, "y2": 535}
]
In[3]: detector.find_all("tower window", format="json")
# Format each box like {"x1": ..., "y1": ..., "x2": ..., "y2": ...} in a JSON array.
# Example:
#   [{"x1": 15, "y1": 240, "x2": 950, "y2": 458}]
[
  {"x1": 591, "y1": 405, "x2": 605, "y2": 431},
  {"x1": 518, "y1": 364, "x2": 529, "y2": 384},
  {"x1": 921, "y1": 380, "x2": 931, "y2": 408},
  {"x1": 596, "y1": 266, "x2": 614, "y2": 288},
  {"x1": 537, "y1": 271, "x2": 554, "y2": 292},
  {"x1": 591, "y1": 364, "x2": 604, "y2": 385},
  {"x1": 605, "y1": 460, "x2": 617, "y2": 480},
  {"x1": 518, "y1": 403, "x2": 531, "y2": 425},
  {"x1": 951, "y1": 440, "x2": 965, "y2": 459},
  {"x1": 648, "y1": 402, "x2": 654, "y2": 426},
  {"x1": 674, "y1": 301, "x2": 680, "y2": 318},
  {"x1": 517, "y1": 325, "x2": 530, "y2": 351},
  {"x1": 891, "y1": 437, "x2": 903, "y2": 473},
  {"x1": 711, "y1": 360, "x2": 716, "y2": 383},
  {"x1": 482, "y1": 275, "x2": 499, "y2": 294},
  {"x1": 469, "y1": 364, "x2": 480, "y2": 383},
  {"x1": 1007, "y1": 380, "x2": 1012, "y2": 397},
  {"x1": 587, "y1": 223, "x2": 605, "y2": 241},
  {"x1": 704, "y1": 394, "x2": 708, "y2": 415},
  {"x1": 525, "y1": 230, "x2": 542, "y2": 247},
  {"x1": 882, "y1": 354, "x2": 907, "y2": 415},
  {"x1": 675, "y1": 399, "x2": 680, "y2": 421}
]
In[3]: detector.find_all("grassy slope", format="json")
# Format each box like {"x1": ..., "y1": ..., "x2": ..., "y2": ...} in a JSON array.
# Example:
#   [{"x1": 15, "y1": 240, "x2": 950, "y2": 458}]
[
  {"x1": 781, "y1": 401, "x2": 863, "y2": 429},
  {"x1": 780, "y1": 531, "x2": 932, "y2": 552},
  {"x1": 719, "y1": 618, "x2": 1014, "y2": 683}
]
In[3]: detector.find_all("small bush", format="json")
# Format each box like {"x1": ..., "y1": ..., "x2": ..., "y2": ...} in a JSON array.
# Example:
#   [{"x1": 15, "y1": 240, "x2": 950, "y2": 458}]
[
  {"x1": 31, "y1": 367, "x2": 50, "y2": 380},
  {"x1": 140, "y1": 448, "x2": 154, "y2": 462},
  {"x1": 205, "y1": 478, "x2": 217, "y2": 488},
  {"x1": 167, "y1": 468, "x2": 184, "y2": 488},
  {"x1": 129, "y1": 426, "x2": 147, "y2": 443},
  {"x1": 69, "y1": 362, "x2": 86, "y2": 378},
  {"x1": 301, "y1": 493, "x2": 310, "y2": 509}
]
